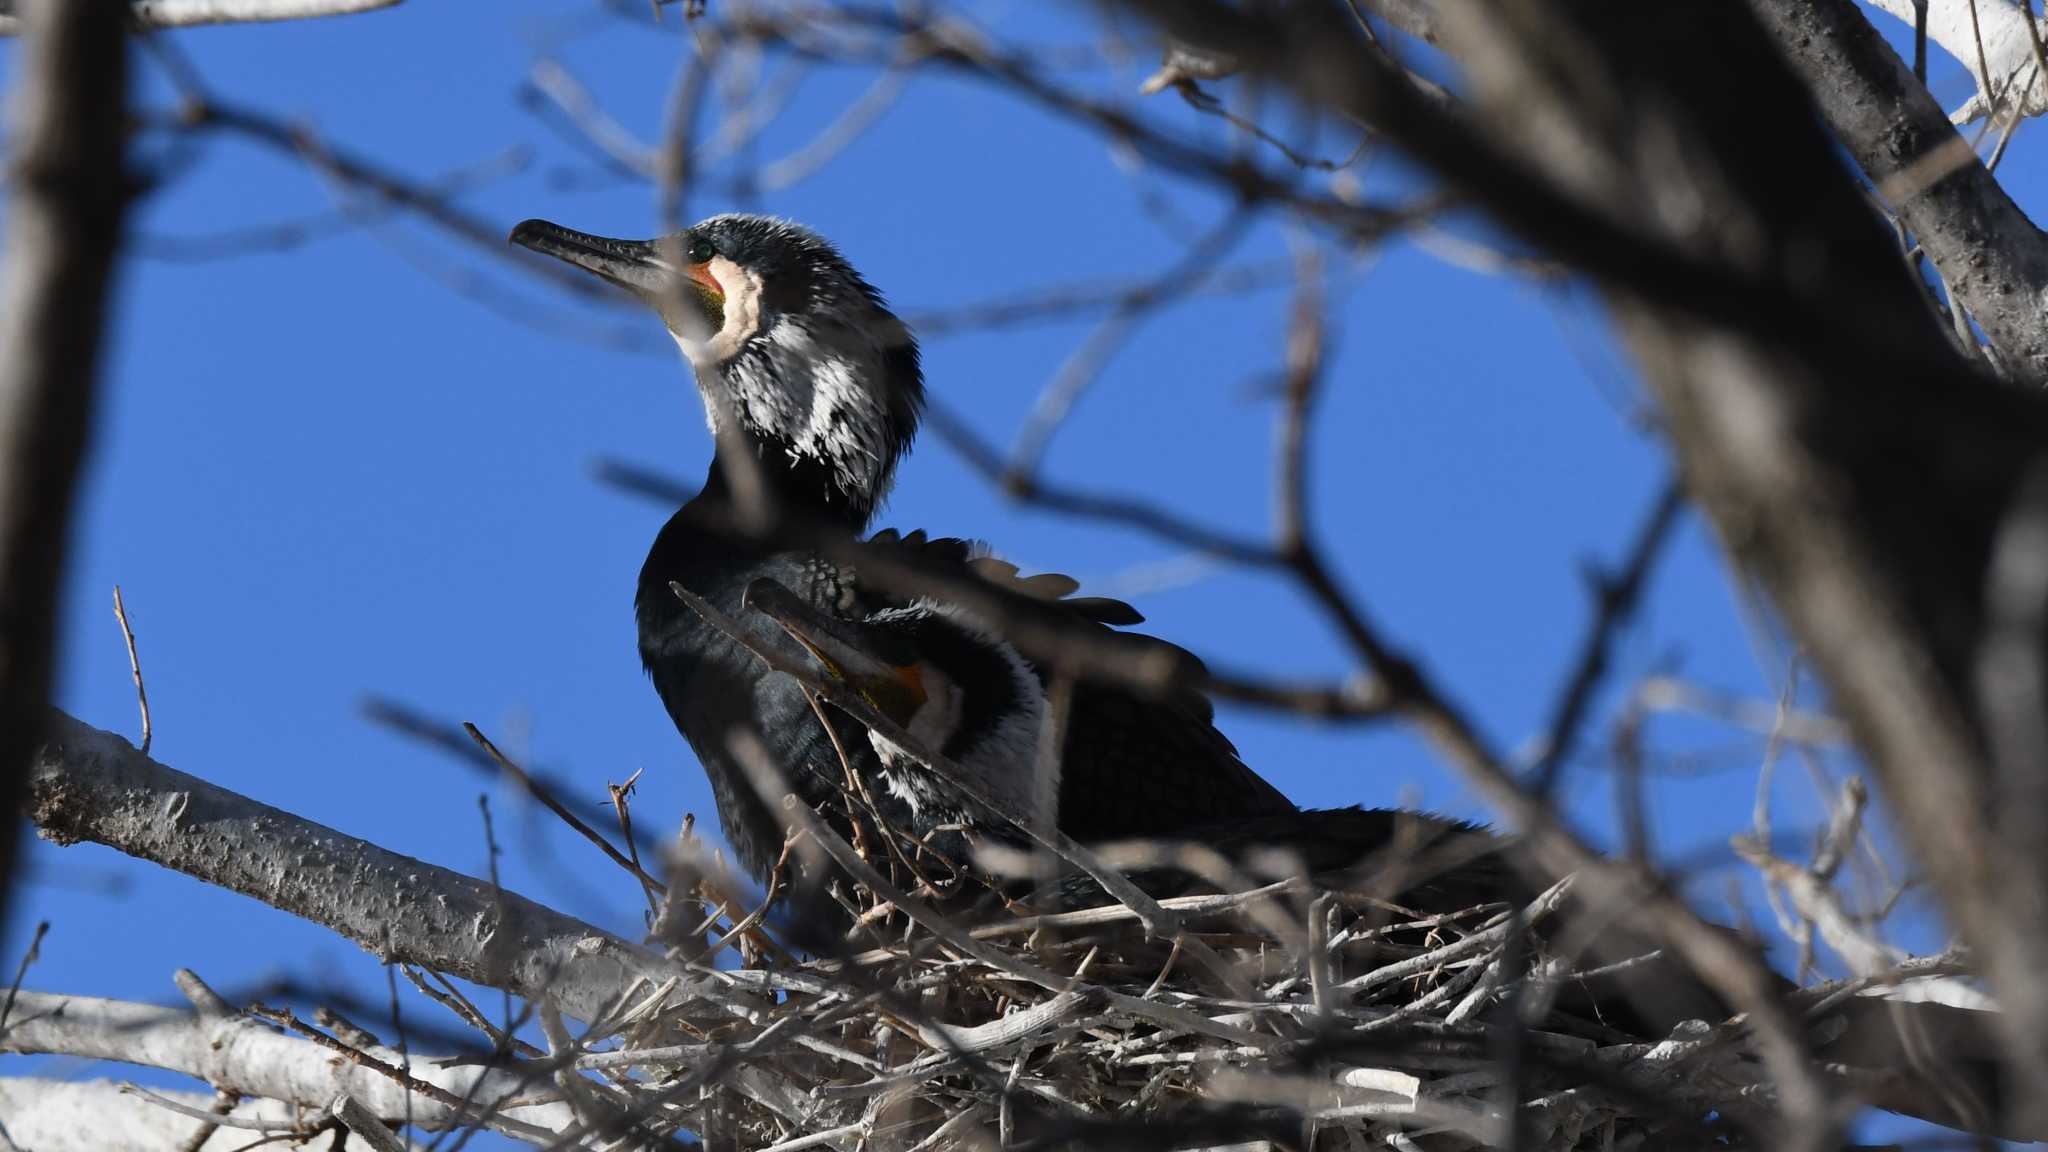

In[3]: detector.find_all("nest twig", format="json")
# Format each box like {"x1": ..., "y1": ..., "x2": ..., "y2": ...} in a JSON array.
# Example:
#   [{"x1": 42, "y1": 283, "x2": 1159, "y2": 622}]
[{"x1": 449, "y1": 784, "x2": 1806, "y2": 1152}]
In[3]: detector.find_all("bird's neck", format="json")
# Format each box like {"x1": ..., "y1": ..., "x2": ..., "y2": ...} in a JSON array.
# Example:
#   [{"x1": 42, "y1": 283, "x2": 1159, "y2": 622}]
[{"x1": 696, "y1": 426, "x2": 888, "y2": 532}]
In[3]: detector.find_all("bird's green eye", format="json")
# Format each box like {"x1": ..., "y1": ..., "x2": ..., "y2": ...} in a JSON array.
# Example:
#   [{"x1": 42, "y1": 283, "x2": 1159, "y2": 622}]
[{"x1": 687, "y1": 237, "x2": 715, "y2": 264}]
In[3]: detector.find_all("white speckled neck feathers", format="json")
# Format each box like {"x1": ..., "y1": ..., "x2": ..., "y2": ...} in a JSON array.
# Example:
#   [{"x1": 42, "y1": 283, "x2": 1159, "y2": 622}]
[{"x1": 679, "y1": 214, "x2": 922, "y2": 527}]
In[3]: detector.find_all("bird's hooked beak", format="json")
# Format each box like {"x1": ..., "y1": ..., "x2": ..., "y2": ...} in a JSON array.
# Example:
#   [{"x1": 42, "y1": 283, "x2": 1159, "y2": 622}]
[
  {"x1": 509, "y1": 218, "x2": 725, "y2": 334},
  {"x1": 742, "y1": 579, "x2": 928, "y2": 724}
]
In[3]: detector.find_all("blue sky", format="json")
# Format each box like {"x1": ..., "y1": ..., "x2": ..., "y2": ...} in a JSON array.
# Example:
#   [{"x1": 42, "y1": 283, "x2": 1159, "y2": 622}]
[{"x1": 0, "y1": 0, "x2": 2017, "y2": 1142}]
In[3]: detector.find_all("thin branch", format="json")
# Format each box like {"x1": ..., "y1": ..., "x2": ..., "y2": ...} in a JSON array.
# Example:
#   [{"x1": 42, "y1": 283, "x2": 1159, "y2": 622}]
[
  {"x1": 360, "y1": 696, "x2": 671, "y2": 865},
  {"x1": 249, "y1": 1003, "x2": 561, "y2": 1145},
  {"x1": 463, "y1": 721, "x2": 668, "y2": 897},
  {"x1": 524, "y1": 56, "x2": 658, "y2": 179},
  {"x1": 330, "y1": 1094, "x2": 410, "y2": 1152},
  {"x1": 164, "y1": 98, "x2": 608, "y2": 300},
  {"x1": 121, "y1": 1085, "x2": 308, "y2": 1134},
  {"x1": 111, "y1": 585, "x2": 151, "y2": 755},
  {"x1": 1006, "y1": 208, "x2": 1252, "y2": 480},
  {"x1": 135, "y1": 146, "x2": 530, "y2": 264},
  {"x1": 901, "y1": 258, "x2": 1298, "y2": 337},
  {"x1": 172, "y1": 1088, "x2": 242, "y2": 1152},
  {"x1": 1863, "y1": 0, "x2": 2045, "y2": 123},
  {"x1": 591, "y1": 453, "x2": 1394, "y2": 722},
  {"x1": 1529, "y1": 478, "x2": 1685, "y2": 795},
  {"x1": 0, "y1": 919, "x2": 47, "y2": 1033}
]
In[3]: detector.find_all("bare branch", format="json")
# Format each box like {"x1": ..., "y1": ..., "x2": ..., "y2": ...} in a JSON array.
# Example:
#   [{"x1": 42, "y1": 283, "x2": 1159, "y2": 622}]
[
  {"x1": 594, "y1": 453, "x2": 1394, "y2": 721},
  {"x1": 28, "y1": 711, "x2": 706, "y2": 1028},
  {"x1": 1863, "y1": 0, "x2": 2044, "y2": 123},
  {"x1": 329, "y1": 1094, "x2": 411, "y2": 1152},
  {"x1": 0, "y1": 0, "x2": 401, "y2": 35},
  {"x1": 0, "y1": 1079, "x2": 306, "y2": 1152},
  {"x1": 0, "y1": 919, "x2": 47, "y2": 1034},
  {"x1": 111, "y1": 586, "x2": 151, "y2": 755},
  {"x1": 1754, "y1": 0, "x2": 2048, "y2": 384},
  {"x1": 163, "y1": 98, "x2": 607, "y2": 300},
  {"x1": 1006, "y1": 211, "x2": 1253, "y2": 479},
  {"x1": 0, "y1": 988, "x2": 571, "y2": 1138},
  {"x1": 902, "y1": 258, "x2": 1299, "y2": 337},
  {"x1": 1529, "y1": 479, "x2": 1685, "y2": 794}
]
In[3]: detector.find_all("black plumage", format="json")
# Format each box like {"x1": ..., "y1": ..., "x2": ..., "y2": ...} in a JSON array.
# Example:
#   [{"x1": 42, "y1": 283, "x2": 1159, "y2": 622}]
[
  {"x1": 509, "y1": 214, "x2": 1295, "y2": 881},
  {"x1": 508, "y1": 214, "x2": 2037, "y2": 1142}
]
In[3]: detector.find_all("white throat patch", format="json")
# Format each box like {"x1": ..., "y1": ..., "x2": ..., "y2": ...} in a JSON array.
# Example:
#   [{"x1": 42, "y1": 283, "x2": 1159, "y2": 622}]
[
  {"x1": 668, "y1": 254, "x2": 762, "y2": 376},
  {"x1": 668, "y1": 257, "x2": 895, "y2": 499}
]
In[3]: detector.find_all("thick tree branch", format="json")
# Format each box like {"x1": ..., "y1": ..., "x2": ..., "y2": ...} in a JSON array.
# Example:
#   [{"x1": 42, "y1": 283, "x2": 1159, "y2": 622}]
[
  {"x1": 0, "y1": 0, "x2": 401, "y2": 35},
  {"x1": 27, "y1": 711, "x2": 709, "y2": 1029},
  {"x1": 1862, "y1": 0, "x2": 2044, "y2": 123},
  {"x1": 1753, "y1": 0, "x2": 2048, "y2": 387},
  {"x1": 0, "y1": 0, "x2": 129, "y2": 951},
  {"x1": 1358, "y1": 0, "x2": 1443, "y2": 44},
  {"x1": 0, "y1": 1079, "x2": 305, "y2": 1152},
  {"x1": 0, "y1": 989, "x2": 572, "y2": 1139}
]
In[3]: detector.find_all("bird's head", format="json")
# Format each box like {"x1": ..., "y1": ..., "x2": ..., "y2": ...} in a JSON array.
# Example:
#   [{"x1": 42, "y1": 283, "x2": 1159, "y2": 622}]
[{"x1": 511, "y1": 214, "x2": 923, "y2": 524}]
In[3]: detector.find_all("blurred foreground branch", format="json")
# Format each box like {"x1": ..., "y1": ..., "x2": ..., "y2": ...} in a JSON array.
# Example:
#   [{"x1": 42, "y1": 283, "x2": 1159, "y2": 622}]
[
  {"x1": 0, "y1": 0, "x2": 129, "y2": 959},
  {"x1": 1110, "y1": 1, "x2": 2048, "y2": 1138}
]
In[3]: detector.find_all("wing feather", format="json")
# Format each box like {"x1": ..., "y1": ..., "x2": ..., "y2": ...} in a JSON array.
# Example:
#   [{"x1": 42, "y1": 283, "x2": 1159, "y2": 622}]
[{"x1": 858, "y1": 526, "x2": 1296, "y2": 837}]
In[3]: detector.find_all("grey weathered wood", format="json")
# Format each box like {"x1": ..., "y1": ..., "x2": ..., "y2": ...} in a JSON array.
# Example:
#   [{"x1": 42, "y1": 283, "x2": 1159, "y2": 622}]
[
  {"x1": 0, "y1": 989, "x2": 573, "y2": 1139},
  {"x1": 0, "y1": 0, "x2": 401, "y2": 35},
  {"x1": 29, "y1": 711, "x2": 712, "y2": 1029},
  {"x1": 1752, "y1": 0, "x2": 2048, "y2": 387}
]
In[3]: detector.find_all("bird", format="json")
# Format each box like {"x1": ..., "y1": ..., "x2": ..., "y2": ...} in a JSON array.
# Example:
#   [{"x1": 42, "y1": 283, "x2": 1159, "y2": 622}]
[
  {"x1": 507, "y1": 214, "x2": 2037, "y2": 1141},
  {"x1": 507, "y1": 214, "x2": 1297, "y2": 884}
]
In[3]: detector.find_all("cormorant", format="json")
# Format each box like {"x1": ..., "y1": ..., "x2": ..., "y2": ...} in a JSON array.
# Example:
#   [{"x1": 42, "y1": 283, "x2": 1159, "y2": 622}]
[
  {"x1": 508, "y1": 214, "x2": 1296, "y2": 882},
  {"x1": 506, "y1": 214, "x2": 2035, "y2": 1141}
]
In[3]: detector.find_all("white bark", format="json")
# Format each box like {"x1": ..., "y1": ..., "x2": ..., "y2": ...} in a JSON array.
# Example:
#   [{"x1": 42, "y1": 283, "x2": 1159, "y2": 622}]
[
  {"x1": 0, "y1": 0, "x2": 401, "y2": 35},
  {"x1": 1863, "y1": 0, "x2": 2046, "y2": 123},
  {"x1": 0, "y1": 989, "x2": 574, "y2": 1138},
  {"x1": 0, "y1": 1079, "x2": 305, "y2": 1152},
  {"x1": 28, "y1": 711, "x2": 718, "y2": 1030}
]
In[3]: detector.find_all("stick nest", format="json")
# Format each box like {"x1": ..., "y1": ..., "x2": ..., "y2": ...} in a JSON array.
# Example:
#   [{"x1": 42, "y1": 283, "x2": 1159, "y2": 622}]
[{"x1": 563, "y1": 811, "x2": 1780, "y2": 1152}]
